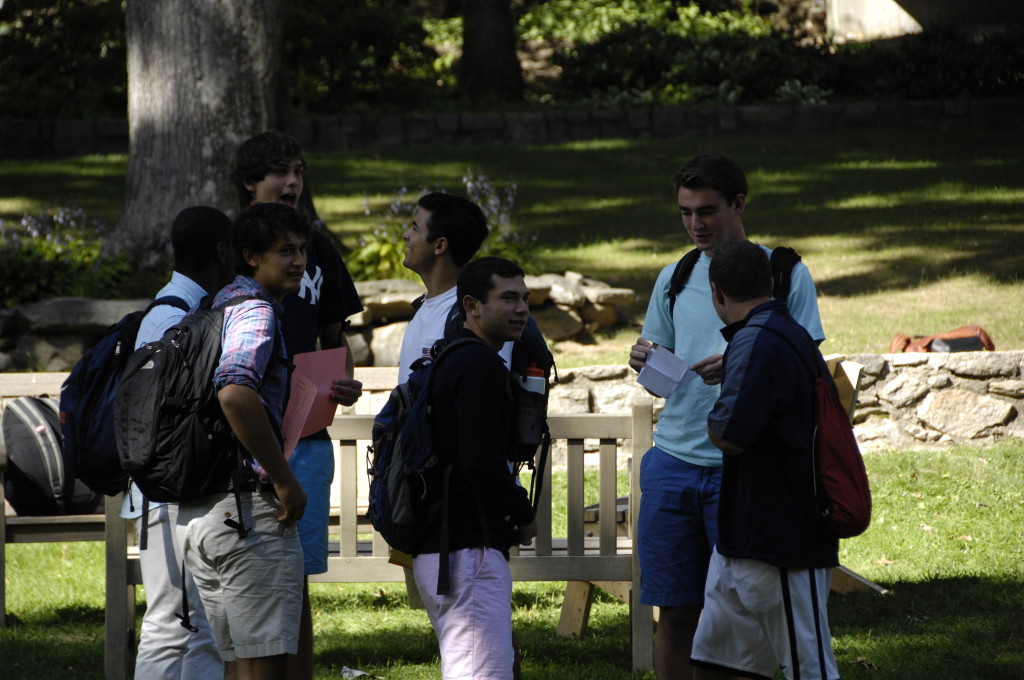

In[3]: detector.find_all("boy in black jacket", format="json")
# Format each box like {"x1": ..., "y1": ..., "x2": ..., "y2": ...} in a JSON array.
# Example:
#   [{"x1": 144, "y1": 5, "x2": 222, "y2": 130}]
[{"x1": 410, "y1": 256, "x2": 538, "y2": 680}]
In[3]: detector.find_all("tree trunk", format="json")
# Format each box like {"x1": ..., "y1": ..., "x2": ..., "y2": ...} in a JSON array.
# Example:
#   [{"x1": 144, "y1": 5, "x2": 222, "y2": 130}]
[
  {"x1": 119, "y1": 0, "x2": 286, "y2": 264},
  {"x1": 459, "y1": 0, "x2": 523, "y2": 103}
]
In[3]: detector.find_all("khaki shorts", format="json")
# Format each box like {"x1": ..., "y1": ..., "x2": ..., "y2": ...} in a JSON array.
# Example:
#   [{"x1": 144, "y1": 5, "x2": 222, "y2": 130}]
[{"x1": 178, "y1": 491, "x2": 304, "y2": 661}]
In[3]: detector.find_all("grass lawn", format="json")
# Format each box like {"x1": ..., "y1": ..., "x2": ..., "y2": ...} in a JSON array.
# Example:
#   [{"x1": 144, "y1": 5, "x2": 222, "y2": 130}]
[
  {"x1": 2, "y1": 127, "x2": 1022, "y2": 366},
  {"x1": 2, "y1": 441, "x2": 1022, "y2": 678}
]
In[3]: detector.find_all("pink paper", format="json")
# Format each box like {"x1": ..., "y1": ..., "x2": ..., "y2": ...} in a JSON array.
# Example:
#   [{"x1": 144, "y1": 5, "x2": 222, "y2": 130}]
[{"x1": 282, "y1": 347, "x2": 353, "y2": 457}]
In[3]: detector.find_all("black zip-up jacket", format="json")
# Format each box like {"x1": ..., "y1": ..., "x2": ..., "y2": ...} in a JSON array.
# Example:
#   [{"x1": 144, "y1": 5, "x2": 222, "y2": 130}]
[{"x1": 410, "y1": 330, "x2": 536, "y2": 559}]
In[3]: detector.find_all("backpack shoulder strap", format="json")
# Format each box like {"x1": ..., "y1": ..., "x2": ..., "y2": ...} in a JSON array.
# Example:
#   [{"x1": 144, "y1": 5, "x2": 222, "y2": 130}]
[
  {"x1": 769, "y1": 247, "x2": 802, "y2": 300},
  {"x1": 441, "y1": 300, "x2": 465, "y2": 342},
  {"x1": 510, "y1": 317, "x2": 555, "y2": 379},
  {"x1": 747, "y1": 323, "x2": 819, "y2": 378},
  {"x1": 667, "y1": 248, "x2": 701, "y2": 317},
  {"x1": 147, "y1": 295, "x2": 190, "y2": 314}
]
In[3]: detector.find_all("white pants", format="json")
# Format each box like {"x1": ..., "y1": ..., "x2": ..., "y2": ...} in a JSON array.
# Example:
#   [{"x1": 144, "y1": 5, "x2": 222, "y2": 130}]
[
  {"x1": 413, "y1": 547, "x2": 515, "y2": 680},
  {"x1": 134, "y1": 503, "x2": 223, "y2": 680}
]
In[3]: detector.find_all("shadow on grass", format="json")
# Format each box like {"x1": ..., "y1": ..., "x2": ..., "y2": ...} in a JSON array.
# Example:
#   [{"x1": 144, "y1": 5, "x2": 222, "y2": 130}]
[
  {"x1": 0, "y1": 618, "x2": 105, "y2": 680},
  {"x1": 310, "y1": 587, "x2": 642, "y2": 678},
  {"x1": 831, "y1": 575, "x2": 1024, "y2": 679}
]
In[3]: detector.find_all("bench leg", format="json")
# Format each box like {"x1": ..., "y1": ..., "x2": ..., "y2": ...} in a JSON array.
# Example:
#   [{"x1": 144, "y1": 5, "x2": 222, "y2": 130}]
[
  {"x1": 403, "y1": 566, "x2": 425, "y2": 610},
  {"x1": 556, "y1": 581, "x2": 595, "y2": 639},
  {"x1": 105, "y1": 495, "x2": 135, "y2": 680}
]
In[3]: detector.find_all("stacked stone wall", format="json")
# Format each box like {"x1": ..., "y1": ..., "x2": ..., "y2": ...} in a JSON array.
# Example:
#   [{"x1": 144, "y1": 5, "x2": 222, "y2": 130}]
[
  {"x1": 4, "y1": 99, "x2": 1023, "y2": 159},
  {"x1": 3, "y1": 296, "x2": 1020, "y2": 453}
]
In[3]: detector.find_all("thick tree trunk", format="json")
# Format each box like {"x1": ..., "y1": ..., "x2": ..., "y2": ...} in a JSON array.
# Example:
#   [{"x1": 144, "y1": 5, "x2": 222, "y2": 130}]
[
  {"x1": 460, "y1": 0, "x2": 523, "y2": 103},
  {"x1": 119, "y1": 0, "x2": 285, "y2": 264}
]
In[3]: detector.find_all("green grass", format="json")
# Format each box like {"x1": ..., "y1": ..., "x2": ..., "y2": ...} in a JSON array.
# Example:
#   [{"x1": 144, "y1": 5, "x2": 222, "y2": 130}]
[
  {"x1": 3, "y1": 442, "x2": 1023, "y2": 679},
  {"x1": 2, "y1": 128, "x2": 1023, "y2": 359}
]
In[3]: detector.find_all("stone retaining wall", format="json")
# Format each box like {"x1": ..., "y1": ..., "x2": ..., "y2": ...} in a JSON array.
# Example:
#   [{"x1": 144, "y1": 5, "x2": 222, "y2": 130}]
[
  {"x1": 3, "y1": 295, "x2": 1020, "y2": 453},
  {"x1": 3, "y1": 99, "x2": 1023, "y2": 159},
  {"x1": 0, "y1": 273, "x2": 636, "y2": 372},
  {"x1": 542, "y1": 353, "x2": 1024, "y2": 453}
]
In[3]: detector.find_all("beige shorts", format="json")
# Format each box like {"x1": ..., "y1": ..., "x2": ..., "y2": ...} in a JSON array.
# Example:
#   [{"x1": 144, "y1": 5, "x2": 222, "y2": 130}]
[{"x1": 178, "y1": 491, "x2": 303, "y2": 661}]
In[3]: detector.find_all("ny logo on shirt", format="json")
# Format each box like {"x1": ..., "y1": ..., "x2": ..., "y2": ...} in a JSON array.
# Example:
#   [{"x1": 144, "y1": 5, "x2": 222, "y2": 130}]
[{"x1": 297, "y1": 266, "x2": 323, "y2": 305}]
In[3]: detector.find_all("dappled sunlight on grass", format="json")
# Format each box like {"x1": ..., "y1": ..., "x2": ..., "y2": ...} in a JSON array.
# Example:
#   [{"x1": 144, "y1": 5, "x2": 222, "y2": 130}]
[{"x1": 3, "y1": 128, "x2": 1022, "y2": 353}]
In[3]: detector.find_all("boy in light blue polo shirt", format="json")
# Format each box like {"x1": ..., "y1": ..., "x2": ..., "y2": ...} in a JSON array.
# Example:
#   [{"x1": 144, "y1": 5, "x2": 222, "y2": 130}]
[{"x1": 628, "y1": 154, "x2": 824, "y2": 680}]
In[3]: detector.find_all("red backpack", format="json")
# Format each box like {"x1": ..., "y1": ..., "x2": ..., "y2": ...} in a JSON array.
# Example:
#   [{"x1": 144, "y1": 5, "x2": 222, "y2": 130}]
[{"x1": 751, "y1": 324, "x2": 872, "y2": 539}]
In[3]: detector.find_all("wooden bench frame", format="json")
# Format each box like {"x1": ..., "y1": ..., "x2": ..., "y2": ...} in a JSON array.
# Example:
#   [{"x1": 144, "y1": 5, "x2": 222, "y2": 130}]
[{"x1": 2, "y1": 370, "x2": 657, "y2": 678}]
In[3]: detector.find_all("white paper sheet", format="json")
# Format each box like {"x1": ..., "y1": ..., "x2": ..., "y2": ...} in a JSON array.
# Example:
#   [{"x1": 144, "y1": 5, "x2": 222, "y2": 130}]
[{"x1": 636, "y1": 345, "x2": 697, "y2": 398}]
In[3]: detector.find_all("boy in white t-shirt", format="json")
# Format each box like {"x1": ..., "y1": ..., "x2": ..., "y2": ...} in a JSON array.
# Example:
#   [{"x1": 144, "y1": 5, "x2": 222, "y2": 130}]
[{"x1": 397, "y1": 192, "x2": 492, "y2": 383}]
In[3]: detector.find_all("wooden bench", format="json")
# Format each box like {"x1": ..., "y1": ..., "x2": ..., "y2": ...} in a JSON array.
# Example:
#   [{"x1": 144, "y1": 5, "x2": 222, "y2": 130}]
[{"x1": 2, "y1": 370, "x2": 657, "y2": 678}]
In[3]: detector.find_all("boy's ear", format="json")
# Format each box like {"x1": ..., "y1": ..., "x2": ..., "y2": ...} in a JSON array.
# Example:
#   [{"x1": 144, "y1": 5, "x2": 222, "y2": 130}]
[
  {"x1": 462, "y1": 294, "x2": 481, "y2": 319},
  {"x1": 732, "y1": 194, "x2": 746, "y2": 214},
  {"x1": 711, "y1": 281, "x2": 726, "y2": 306},
  {"x1": 242, "y1": 247, "x2": 261, "y2": 270},
  {"x1": 432, "y1": 236, "x2": 449, "y2": 256}
]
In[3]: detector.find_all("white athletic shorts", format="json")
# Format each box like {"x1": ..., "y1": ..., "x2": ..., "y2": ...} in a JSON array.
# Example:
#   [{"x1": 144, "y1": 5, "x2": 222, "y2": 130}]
[
  {"x1": 179, "y1": 491, "x2": 304, "y2": 661},
  {"x1": 691, "y1": 548, "x2": 840, "y2": 680},
  {"x1": 413, "y1": 547, "x2": 515, "y2": 680}
]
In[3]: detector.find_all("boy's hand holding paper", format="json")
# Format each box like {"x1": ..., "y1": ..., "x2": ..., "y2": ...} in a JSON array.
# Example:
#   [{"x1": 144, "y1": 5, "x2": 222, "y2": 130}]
[{"x1": 636, "y1": 345, "x2": 697, "y2": 398}]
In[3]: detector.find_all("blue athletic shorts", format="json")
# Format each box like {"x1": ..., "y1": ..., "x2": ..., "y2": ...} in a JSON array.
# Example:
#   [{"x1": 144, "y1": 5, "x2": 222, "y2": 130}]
[
  {"x1": 637, "y1": 446, "x2": 722, "y2": 608},
  {"x1": 289, "y1": 438, "x2": 335, "y2": 575}
]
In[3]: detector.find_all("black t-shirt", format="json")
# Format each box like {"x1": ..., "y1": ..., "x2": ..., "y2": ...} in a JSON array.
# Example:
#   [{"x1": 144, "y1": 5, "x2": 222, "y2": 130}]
[
  {"x1": 282, "y1": 229, "x2": 363, "y2": 440},
  {"x1": 282, "y1": 229, "x2": 362, "y2": 355}
]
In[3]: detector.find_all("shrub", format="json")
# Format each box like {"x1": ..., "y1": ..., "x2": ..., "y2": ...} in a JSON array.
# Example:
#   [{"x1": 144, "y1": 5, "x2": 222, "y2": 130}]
[
  {"x1": 0, "y1": 207, "x2": 132, "y2": 307},
  {"x1": 286, "y1": 0, "x2": 449, "y2": 115},
  {"x1": 0, "y1": 0, "x2": 126, "y2": 117},
  {"x1": 554, "y1": 8, "x2": 832, "y2": 106},
  {"x1": 828, "y1": 28, "x2": 1024, "y2": 101}
]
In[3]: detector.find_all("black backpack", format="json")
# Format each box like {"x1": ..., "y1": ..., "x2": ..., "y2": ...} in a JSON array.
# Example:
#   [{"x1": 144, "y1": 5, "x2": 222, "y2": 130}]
[
  {"x1": 1, "y1": 396, "x2": 100, "y2": 516},
  {"x1": 113, "y1": 296, "x2": 277, "y2": 504},
  {"x1": 667, "y1": 246, "x2": 802, "y2": 316},
  {"x1": 367, "y1": 337, "x2": 482, "y2": 556},
  {"x1": 59, "y1": 296, "x2": 189, "y2": 496}
]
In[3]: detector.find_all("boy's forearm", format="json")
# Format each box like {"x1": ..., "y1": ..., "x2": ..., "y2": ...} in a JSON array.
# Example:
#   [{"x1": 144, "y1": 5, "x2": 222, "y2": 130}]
[
  {"x1": 218, "y1": 383, "x2": 297, "y2": 485},
  {"x1": 707, "y1": 424, "x2": 743, "y2": 457}
]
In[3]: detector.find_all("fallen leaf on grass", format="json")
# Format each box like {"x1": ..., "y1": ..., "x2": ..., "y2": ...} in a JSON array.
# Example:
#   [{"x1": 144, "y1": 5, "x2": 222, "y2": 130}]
[
  {"x1": 876, "y1": 554, "x2": 894, "y2": 565},
  {"x1": 856, "y1": 657, "x2": 880, "y2": 670},
  {"x1": 920, "y1": 523, "x2": 935, "y2": 532}
]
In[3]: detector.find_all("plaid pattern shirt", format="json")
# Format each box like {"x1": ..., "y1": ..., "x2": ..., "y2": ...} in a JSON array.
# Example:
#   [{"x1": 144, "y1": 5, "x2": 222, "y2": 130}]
[{"x1": 213, "y1": 275, "x2": 289, "y2": 480}]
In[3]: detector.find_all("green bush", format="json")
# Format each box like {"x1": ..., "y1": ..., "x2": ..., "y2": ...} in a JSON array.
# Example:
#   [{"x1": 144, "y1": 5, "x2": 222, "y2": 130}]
[
  {"x1": 2, "y1": 2, "x2": 1022, "y2": 118},
  {"x1": 0, "y1": 207, "x2": 132, "y2": 307},
  {"x1": 286, "y1": 0, "x2": 449, "y2": 115},
  {"x1": 829, "y1": 28, "x2": 1024, "y2": 100},
  {"x1": 554, "y1": 8, "x2": 832, "y2": 106},
  {"x1": 0, "y1": 0, "x2": 125, "y2": 117}
]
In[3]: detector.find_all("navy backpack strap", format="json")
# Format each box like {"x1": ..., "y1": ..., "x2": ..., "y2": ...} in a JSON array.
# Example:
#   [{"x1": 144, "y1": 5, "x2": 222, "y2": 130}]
[
  {"x1": 769, "y1": 247, "x2": 802, "y2": 301},
  {"x1": 148, "y1": 295, "x2": 190, "y2": 313},
  {"x1": 667, "y1": 248, "x2": 701, "y2": 317}
]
